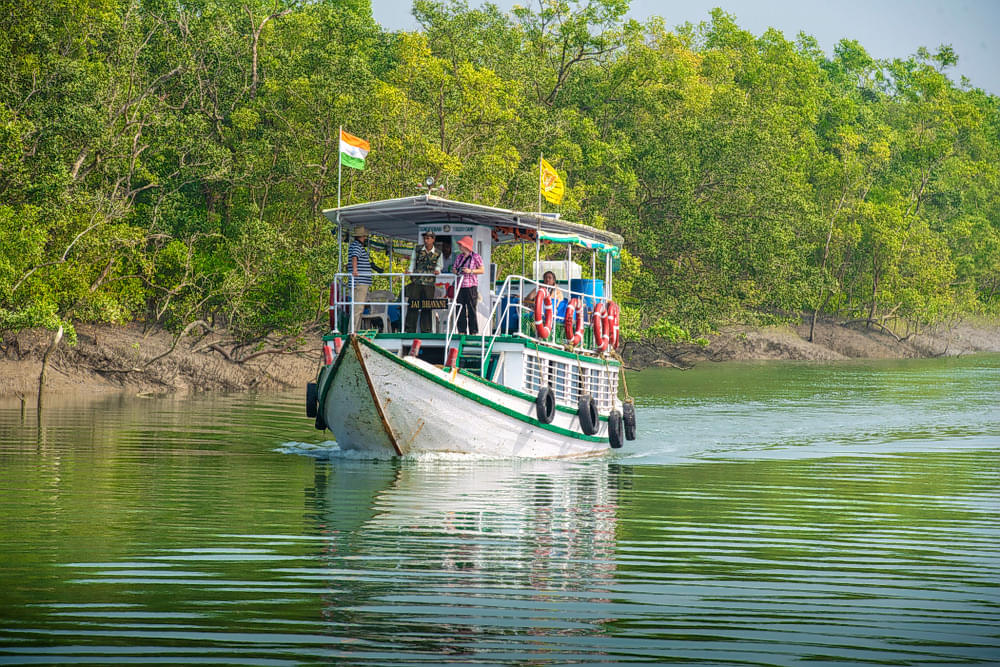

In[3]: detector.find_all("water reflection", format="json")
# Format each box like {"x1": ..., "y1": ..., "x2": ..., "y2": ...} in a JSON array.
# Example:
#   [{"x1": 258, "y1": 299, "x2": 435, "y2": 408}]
[
  {"x1": 306, "y1": 460, "x2": 625, "y2": 661},
  {"x1": 315, "y1": 460, "x2": 620, "y2": 581}
]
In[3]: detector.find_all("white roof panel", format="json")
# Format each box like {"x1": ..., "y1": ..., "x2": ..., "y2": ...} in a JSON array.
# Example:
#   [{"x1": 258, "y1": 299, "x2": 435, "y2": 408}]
[{"x1": 322, "y1": 195, "x2": 624, "y2": 248}]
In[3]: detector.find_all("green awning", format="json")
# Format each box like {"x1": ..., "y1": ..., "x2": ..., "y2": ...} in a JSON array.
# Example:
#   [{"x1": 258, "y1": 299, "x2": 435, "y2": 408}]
[{"x1": 537, "y1": 231, "x2": 620, "y2": 256}]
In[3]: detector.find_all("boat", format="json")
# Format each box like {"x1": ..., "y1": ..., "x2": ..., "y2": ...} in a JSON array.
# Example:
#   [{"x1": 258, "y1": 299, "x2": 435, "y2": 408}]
[{"x1": 305, "y1": 194, "x2": 637, "y2": 458}]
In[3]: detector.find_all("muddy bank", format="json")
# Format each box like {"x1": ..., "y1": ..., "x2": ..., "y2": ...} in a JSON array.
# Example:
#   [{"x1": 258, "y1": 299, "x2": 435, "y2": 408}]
[
  {"x1": 621, "y1": 317, "x2": 1000, "y2": 369},
  {"x1": 3, "y1": 317, "x2": 999, "y2": 398},
  {"x1": 1, "y1": 322, "x2": 320, "y2": 398}
]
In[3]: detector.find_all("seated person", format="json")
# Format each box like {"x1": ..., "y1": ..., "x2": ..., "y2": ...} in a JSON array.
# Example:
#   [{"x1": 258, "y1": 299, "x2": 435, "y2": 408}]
[{"x1": 523, "y1": 270, "x2": 564, "y2": 307}]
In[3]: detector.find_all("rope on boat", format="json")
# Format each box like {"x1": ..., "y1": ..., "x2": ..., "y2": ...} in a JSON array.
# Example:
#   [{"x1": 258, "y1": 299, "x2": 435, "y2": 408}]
[{"x1": 608, "y1": 348, "x2": 634, "y2": 408}]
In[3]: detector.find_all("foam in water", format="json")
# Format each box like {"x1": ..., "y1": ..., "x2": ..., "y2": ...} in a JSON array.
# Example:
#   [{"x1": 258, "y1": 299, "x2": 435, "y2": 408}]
[{"x1": 275, "y1": 441, "x2": 570, "y2": 462}]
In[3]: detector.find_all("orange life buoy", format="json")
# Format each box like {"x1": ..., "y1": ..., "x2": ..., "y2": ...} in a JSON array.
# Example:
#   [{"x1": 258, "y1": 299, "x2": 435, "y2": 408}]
[
  {"x1": 534, "y1": 289, "x2": 553, "y2": 339},
  {"x1": 606, "y1": 301, "x2": 621, "y2": 349},
  {"x1": 592, "y1": 302, "x2": 608, "y2": 352},
  {"x1": 564, "y1": 297, "x2": 585, "y2": 346}
]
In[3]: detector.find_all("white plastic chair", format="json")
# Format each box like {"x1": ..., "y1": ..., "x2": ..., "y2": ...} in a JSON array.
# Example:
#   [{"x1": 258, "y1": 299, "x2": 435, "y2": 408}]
[{"x1": 361, "y1": 290, "x2": 396, "y2": 332}]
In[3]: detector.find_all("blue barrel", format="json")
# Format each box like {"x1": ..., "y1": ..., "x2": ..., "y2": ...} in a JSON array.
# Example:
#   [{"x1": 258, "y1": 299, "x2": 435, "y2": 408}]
[
  {"x1": 499, "y1": 296, "x2": 521, "y2": 333},
  {"x1": 569, "y1": 279, "x2": 604, "y2": 309}
]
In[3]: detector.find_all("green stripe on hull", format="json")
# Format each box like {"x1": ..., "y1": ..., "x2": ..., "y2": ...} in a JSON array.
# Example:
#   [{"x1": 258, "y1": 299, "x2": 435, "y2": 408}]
[
  {"x1": 320, "y1": 333, "x2": 620, "y2": 367},
  {"x1": 352, "y1": 336, "x2": 608, "y2": 444},
  {"x1": 454, "y1": 368, "x2": 610, "y2": 422}
]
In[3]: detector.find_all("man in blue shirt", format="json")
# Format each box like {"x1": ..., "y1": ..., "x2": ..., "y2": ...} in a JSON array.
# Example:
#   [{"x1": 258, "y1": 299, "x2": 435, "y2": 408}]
[{"x1": 348, "y1": 226, "x2": 373, "y2": 332}]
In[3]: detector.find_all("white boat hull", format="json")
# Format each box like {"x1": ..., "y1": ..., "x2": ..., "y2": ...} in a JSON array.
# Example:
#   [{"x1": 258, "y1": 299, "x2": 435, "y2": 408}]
[{"x1": 316, "y1": 336, "x2": 610, "y2": 458}]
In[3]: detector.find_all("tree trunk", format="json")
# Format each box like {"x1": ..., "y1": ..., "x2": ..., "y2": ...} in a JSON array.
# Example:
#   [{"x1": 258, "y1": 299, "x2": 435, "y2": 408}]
[
  {"x1": 867, "y1": 261, "x2": 880, "y2": 329},
  {"x1": 808, "y1": 290, "x2": 833, "y2": 343},
  {"x1": 37, "y1": 325, "x2": 64, "y2": 415}
]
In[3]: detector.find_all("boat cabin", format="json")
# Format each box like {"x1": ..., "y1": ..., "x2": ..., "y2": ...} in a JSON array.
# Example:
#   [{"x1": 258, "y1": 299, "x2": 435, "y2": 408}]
[{"x1": 321, "y1": 195, "x2": 625, "y2": 416}]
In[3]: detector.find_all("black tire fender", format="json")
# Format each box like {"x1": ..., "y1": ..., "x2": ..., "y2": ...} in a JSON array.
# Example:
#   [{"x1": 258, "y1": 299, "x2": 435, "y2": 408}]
[
  {"x1": 535, "y1": 387, "x2": 556, "y2": 424},
  {"x1": 578, "y1": 394, "x2": 599, "y2": 435},
  {"x1": 623, "y1": 401, "x2": 637, "y2": 441},
  {"x1": 306, "y1": 382, "x2": 318, "y2": 418},
  {"x1": 608, "y1": 410, "x2": 624, "y2": 449}
]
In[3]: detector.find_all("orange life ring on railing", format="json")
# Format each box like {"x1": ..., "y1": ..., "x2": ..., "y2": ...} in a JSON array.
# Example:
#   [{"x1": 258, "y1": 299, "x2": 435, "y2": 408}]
[
  {"x1": 534, "y1": 289, "x2": 553, "y2": 339},
  {"x1": 592, "y1": 302, "x2": 608, "y2": 352},
  {"x1": 564, "y1": 297, "x2": 585, "y2": 346},
  {"x1": 606, "y1": 301, "x2": 621, "y2": 349}
]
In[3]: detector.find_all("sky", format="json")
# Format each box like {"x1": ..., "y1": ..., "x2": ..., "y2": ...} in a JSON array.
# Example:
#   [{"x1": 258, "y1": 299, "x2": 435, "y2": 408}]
[{"x1": 369, "y1": 0, "x2": 1000, "y2": 94}]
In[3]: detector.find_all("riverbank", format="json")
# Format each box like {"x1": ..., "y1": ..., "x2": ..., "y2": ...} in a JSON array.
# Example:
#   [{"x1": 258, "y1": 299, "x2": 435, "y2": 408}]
[
  {"x1": 0, "y1": 322, "x2": 320, "y2": 399},
  {"x1": 2, "y1": 317, "x2": 999, "y2": 398},
  {"x1": 621, "y1": 317, "x2": 1000, "y2": 369}
]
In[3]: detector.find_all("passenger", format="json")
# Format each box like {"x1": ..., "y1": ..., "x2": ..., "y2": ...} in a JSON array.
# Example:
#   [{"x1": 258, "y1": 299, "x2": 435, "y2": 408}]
[
  {"x1": 439, "y1": 237, "x2": 453, "y2": 266},
  {"x1": 524, "y1": 270, "x2": 564, "y2": 306},
  {"x1": 452, "y1": 236, "x2": 484, "y2": 335},
  {"x1": 405, "y1": 230, "x2": 442, "y2": 333},
  {"x1": 437, "y1": 238, "x2": 455, "y2": 299},
  {"x1": 348, "y1": 226, "x2": 373, "y2": 332}
]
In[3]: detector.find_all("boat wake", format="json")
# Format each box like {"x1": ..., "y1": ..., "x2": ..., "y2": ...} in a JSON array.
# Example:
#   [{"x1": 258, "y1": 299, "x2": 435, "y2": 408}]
[
  {"x1": 275, "y1": 441, "x2": 387, "y2": 460},
  {"x1": 275, "y1": 441, "x2": 561, "y2": 462}
]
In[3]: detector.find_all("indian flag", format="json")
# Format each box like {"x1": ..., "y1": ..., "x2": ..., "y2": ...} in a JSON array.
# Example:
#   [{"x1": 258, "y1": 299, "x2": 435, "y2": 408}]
[{"x1": 339, "y1": 129, "x2": 370, "y2": 170}]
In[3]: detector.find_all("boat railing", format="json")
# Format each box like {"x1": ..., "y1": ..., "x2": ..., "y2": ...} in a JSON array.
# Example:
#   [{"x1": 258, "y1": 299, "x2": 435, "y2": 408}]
[
  {"x1": 329, "y1": 272, "x2": 462, "y2": 336},
  {"x1": 482, "y1": 274, "x2": 613, "y2": 373},
  {"x1": 329, "y1": 271, "x2": 613, "y2": 374}
]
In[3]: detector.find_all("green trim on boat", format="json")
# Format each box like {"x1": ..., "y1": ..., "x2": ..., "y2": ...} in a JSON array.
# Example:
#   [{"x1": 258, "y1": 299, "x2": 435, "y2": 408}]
[
  {"x1": 320, "y1": 332, "x2": 620, "y2": 367},
  {"x1": 371, "y1": 332, "x2": 451, "y2": 340},
  {"x1": 521, "y1": 340, "x2": 621, "y2": 366},
  {"x1": 455, "y1": 368, "x2": 610, "y2": 422},
  {"x1": 316, "y1": 341, "x2": 349, "y2": 409},
  {"x1": 357, "y1": 336, "x2": 607, "y2": 443}
]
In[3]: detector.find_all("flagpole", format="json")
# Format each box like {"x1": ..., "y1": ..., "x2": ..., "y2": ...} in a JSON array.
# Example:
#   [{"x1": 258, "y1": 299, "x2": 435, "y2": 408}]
[
  {"x1": 537, "y1": 154, "x2": 542, "y2": 214},
  {"x1": 535, "y1": 155, "x2": 541, "y2": 277},
  {"x1": 337, "y1": 125, "x2": 343, "y2": 274},
  {"x1": 337, "y1": 125, "x2": 343, "y2": 212}
]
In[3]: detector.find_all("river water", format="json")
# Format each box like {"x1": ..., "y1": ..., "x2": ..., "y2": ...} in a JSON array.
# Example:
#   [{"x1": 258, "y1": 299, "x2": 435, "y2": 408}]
[{"x1": 1, "y1": 356, "x2": 998, "y2": 665}]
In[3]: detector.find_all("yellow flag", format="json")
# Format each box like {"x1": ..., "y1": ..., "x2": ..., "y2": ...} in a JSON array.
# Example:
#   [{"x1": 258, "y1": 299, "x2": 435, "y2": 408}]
[{"x1": 540, "y1": 157, "x2": 565, "y2": 205}]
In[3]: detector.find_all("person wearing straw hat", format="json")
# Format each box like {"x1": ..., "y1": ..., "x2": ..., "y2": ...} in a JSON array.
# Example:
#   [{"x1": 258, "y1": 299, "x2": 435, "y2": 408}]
[
  {"x1": 348, "y1": 226, "x2": 373, "y2": 332},
  {"x1": 451, "y1": 235, "x2": 484, "y2": 335}
]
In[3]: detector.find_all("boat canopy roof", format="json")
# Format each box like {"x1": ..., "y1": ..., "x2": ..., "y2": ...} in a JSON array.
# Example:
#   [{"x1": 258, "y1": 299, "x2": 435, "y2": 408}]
[{"x1": 323, "y1": 195, "x2": 623, "y2": 254}]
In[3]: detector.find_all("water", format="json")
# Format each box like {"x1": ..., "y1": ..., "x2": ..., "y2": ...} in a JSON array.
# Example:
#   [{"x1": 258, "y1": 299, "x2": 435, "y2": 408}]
[{"x1": 1, "y1": 356, "x2": 998, "y2": 665}]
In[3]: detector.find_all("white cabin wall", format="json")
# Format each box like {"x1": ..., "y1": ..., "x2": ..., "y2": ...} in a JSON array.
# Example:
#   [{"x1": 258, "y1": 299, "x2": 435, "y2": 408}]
[
  {"x1": 497, "y1": 346, "x2": 525, "y2": 389},
  {"x1": 472, "y1": 227, "x2": 492, "y2": 331},
  {"x1": 420, "y1": 222, "x2": 491, "y2": 332}
]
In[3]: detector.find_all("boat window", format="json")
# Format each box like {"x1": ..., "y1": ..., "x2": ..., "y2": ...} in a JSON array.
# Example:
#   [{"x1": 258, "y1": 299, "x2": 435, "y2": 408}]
[
  {"x1": 523, "y1": 351, "x2": 619, "y2": 414},
  {"x1": 550, "y1": 359, "x2": 569, "y2": 404},
  {"x1": 524, "y1": 354, "x2": 544, "y2": 395}
]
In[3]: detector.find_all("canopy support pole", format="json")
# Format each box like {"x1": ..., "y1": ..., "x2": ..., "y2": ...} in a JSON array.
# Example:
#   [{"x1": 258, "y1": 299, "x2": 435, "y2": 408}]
[
  {"x1": 607, "y1": 253, "x2": 612, "y2": 300},
  {"x1": 535, "y1": 222, "x2": 540, "y2": 280}
]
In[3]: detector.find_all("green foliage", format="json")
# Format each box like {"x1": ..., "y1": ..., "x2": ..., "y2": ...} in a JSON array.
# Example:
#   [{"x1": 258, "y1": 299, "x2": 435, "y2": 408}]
[
  {"x1": 1, "y1": 0, "x2": 997, "y2": 346},
  {"x1": 0, "y1": 304, "x2": 77, "y2": 345}
]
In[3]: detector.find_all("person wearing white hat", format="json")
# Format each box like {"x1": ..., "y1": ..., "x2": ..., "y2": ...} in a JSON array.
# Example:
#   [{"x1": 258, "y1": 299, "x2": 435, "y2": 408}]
[{"x1": 348, "y1": 226, "x2": 373, "y2": 331}]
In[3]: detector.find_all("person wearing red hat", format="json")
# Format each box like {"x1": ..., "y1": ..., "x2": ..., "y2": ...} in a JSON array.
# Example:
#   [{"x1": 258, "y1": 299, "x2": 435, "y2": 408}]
[{"x1": 451, "y1": 235, "x2": 484, "y2": 334}]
